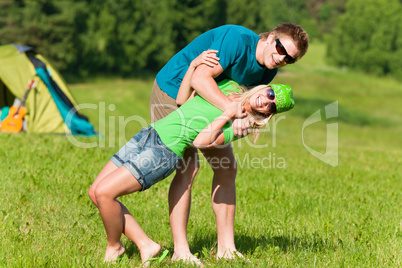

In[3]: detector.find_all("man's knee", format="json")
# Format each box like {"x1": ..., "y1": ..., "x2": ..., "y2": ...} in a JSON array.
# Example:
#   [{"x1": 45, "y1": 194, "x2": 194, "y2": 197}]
[
  {"x1": 205, "y1": 151, "x2": 237, "y2": 178},
  {"x1": 201, "y1": 145, "x2": 237, "y2": 177},
  {"x1": 213, "y1": 159, "x2": 237, "y2": 179},
  {"x1": 175, "y1": 158, "x2": 200, "y2": 184}
]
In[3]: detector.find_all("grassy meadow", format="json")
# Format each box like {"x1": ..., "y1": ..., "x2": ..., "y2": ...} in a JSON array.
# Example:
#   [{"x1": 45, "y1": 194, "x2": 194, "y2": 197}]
[{"x1": 0, "y1": 43, "x2": 401, "y2": 267}]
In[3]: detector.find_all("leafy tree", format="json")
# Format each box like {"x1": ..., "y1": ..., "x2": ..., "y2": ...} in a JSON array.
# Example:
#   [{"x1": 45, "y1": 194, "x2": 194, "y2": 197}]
[
  {"x1": 0, "y1": 0, "x2": 89, "y2": 72},
  {"x1": 327, "y1": 0, "x2": 402, "y2": 78},
  {"x1": 0, "y1": 0, "x2": 351, "y2": 77},
  {"x1": 222, "y1": 0, "x2": 320, "y2": 39},
  {"x1": 306, "y1": 0, "x2": 348, "y2": 39},
  {"x1": 171, "y1": 0, "x2": 223, "y2": 50},
  {"x1": 76, "y1": 0, "x2": 222, "y2": 76}
]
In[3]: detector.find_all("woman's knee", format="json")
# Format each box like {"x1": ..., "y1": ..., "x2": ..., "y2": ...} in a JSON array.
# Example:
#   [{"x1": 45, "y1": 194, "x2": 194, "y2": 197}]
[
  {"x1": 88, "y1": 185, "x2": 97, "y2": 205},
  {"x1": 93, "y1": 184, "x2": 113, "y2": 205}
]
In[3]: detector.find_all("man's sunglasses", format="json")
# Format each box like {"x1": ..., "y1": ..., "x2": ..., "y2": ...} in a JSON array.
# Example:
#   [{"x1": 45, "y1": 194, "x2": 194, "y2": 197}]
[{"x1": 275, "y1": 39, "x2": 296, "y2": 64}]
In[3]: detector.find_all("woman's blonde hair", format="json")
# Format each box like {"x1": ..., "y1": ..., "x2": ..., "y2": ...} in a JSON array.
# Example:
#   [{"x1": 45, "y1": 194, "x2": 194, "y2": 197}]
[{"x1": 228, "y1": 83, "x2": 275, "y2": 142}]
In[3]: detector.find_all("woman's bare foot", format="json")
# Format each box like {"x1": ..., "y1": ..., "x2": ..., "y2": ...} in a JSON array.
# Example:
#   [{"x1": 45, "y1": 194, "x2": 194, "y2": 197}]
[
  {"x1": 140, "y1": 242, "x2": 161, "y2": 267},
  {"x1": 172, "y1": 253, "x2": 204, "y2": 267},
  {"x1": 104, "y1": 241, "x2": 125, "y2": 263}
]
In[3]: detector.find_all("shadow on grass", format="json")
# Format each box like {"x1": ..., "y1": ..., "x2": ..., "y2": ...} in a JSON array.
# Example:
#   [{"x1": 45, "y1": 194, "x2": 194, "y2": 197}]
[
  {"x1": 121, "y1": 243, "x2": 140, "y2": 260},
  {"x1": 294, "y1": 97, "x2": 393, "y2": 127},
  {"x1": 187, "y1": 231, "x2": 342, "y2": 256},
  {"x1": 120, "y1": 231, "x2": 342, "y2": 265},
  {"x1": 235, "y1": 234, "x2": 343, "y2": 253}
]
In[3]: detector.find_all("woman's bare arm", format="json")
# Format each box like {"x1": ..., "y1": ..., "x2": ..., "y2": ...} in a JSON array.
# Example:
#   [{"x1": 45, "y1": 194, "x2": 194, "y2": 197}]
[{"x1": 193, "y1": 101, "x2": 246, "y2": 148}]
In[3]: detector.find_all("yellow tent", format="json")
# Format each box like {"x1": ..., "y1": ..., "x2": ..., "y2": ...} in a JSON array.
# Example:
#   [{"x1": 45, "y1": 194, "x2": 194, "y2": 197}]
[{"x1": 0, "y1": 44, "x2": 95, "y2": 135}]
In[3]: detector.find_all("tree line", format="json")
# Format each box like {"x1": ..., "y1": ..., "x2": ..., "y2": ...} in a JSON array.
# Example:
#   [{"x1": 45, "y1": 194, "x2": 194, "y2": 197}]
[
  {"x1": 327, "y1": 0, "x2": 402, "y2": 79},
  {"x1": 0, "y1": 0, "x2": 401, "y2": 80}
]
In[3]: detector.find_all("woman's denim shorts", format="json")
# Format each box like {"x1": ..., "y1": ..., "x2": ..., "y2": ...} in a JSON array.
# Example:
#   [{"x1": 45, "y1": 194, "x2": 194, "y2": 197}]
[{"x1": 110, "y1": 126, "x2": 181, "y2": 191}]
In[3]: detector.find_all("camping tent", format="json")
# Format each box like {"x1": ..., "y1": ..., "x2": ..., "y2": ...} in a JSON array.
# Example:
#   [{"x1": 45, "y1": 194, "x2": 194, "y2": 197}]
[{"x1": 0, "y1": 44, "x2": 96, "y2": 135}]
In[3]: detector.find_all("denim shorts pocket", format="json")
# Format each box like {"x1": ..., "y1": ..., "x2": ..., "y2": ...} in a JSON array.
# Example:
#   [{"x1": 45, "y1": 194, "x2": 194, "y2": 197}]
[{"x1": 153, "y1": 130, "x2": 172, "y2": 154}]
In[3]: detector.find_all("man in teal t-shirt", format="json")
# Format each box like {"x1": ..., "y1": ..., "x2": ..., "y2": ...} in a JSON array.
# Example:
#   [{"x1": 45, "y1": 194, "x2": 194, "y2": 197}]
[
  {"x1": 156, "y1": 25, "x2": 277, "y2": 99},
  {"x1": 149, "y1": 23, "x2": 309, "y2": 263}
]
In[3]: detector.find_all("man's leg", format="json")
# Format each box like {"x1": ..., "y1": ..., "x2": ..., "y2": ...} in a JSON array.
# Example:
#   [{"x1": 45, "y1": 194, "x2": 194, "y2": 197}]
[
  {"x1": 200, "y1": 144, "x2": 240, "y2": 259},
  {"x1": 149, "y1": 80, "x2": 202, "y2": 264}
]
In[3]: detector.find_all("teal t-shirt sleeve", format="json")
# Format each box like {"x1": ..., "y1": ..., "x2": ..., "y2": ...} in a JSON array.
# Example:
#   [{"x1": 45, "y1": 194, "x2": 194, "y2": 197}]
[
  {"x1": 209, "y1": 28, "x2": 242, "y2": 71},
  {"x1": 259, "y1": 68, "x2": 278, "y2": 85}
]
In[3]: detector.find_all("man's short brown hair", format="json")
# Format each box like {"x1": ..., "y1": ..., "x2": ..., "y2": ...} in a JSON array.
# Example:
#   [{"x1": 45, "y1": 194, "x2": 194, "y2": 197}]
[{"x1": 259, "y1": 23, "x2": 309, "y2": 61}]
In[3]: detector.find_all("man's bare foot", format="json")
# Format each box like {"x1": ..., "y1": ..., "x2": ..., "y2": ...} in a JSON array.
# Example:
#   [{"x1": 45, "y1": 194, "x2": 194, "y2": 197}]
[
  {"x1": 104, "y1": 241, "x2": 125, "y2": 263},
  {"x1": 140, "y1": 242, "x2": 161, "y2": 267},
  {"x1": 216, "y1": 250, "x2": 246, "y2": 260},
  {"x1": 172, "y1": 253, "x2": 204, "y2": 267}
]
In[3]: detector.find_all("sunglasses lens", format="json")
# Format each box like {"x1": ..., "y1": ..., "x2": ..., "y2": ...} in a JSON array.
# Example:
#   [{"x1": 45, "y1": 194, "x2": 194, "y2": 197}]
[
  {"x1": 276, "y1": 39, "x2": 295, "y2": 64},
  {"x1": 269, "y1": 103, "x2": 277, "y2": 113},
  {"x1": 285, "y1": 56, "x2": 295, "y2": 64},
  {"x1": 276, "y1": 44, "x2": 286, "y2": 55},
  {"x1": 268, "y1": 89, "x2": 275, "y2": 100}
]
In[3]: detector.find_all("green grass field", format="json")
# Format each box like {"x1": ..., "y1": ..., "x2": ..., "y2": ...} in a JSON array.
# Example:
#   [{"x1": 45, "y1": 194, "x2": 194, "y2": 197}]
[{"x1": 1, "y1": 43, "x2": 401, "y2": 267}]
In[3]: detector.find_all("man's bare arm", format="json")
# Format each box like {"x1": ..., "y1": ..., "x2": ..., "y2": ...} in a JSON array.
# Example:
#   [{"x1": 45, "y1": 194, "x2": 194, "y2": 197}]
[
  {"x1": 189, "y1": 63, "x2": 231, "y2": 111},
  {"x1": 177, "y1": 50, "x2": 219, "y2": 106}
]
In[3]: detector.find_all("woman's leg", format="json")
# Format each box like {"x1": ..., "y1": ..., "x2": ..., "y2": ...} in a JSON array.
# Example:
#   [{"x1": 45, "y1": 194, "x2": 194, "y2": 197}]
[
  {"x1": 89, "y1": 161, "x2": 160, "y2": 263},
  {"x1": 93, "y1": 166, "x2": 160, "y2": 264},
  {"x1": 89, "y1": 161, "x2": 118, "y2": 206}
]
